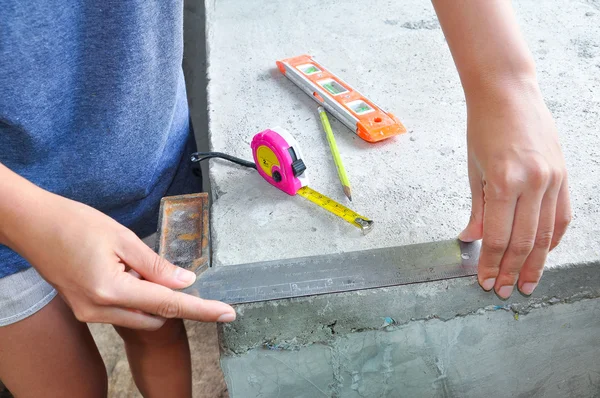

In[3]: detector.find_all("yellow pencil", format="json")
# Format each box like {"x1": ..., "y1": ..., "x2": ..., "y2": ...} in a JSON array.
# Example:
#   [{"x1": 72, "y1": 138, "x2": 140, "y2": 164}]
[{"x1": 317, "y1": 106, "x2": 352, "y2": 201}]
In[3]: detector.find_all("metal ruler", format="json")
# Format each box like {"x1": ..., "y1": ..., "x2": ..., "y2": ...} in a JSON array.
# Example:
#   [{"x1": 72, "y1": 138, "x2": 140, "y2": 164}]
[{"x1": 181, "y1": 239, "x2": 480, "y2": 305}]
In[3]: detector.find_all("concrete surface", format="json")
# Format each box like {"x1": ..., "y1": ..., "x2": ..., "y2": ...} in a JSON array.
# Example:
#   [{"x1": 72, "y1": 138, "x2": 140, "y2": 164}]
[
  {"x1": 222, "y1": 298, "x2": 600, "y2": 398},
  {"x1": 206, "y1": 0, "x2": 600, "y2": 268},
  {"x1": 219, "y1": 262, "x2": 600, "y2": 397},
  {"x1": 204, "y1": 0, "x2": 600, "y2": 397},
  {"x1": 217, "y1": 260, "x2": 600, "y2": 356},
  {"x1": 184, "y1": 0, "x2": 212, "y2": 193}
]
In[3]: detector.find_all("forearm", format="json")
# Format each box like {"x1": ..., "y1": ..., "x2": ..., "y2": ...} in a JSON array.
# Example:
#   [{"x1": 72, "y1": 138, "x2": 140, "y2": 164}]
[
  {"x1": 0, "y1": 163, "x2": 61, "y2": 254},
  {"x1": 432, "y1": 0, "x2": 538, "y2": 103}
]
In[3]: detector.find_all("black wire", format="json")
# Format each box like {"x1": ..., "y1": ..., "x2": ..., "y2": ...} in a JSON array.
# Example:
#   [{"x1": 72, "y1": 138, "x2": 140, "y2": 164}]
[{"x1": 190, "y1": 152, "x2": 257, "y2": 169}]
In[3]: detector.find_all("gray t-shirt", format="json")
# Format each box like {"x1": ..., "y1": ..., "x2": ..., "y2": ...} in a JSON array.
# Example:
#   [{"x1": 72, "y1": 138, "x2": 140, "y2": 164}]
[{"x1": 0, "y1": 0, "x2": 195, "y2": 277}]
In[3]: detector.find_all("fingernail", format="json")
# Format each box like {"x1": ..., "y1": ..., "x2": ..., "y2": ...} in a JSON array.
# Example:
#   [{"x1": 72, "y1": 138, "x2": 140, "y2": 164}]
[
  {"x1": 520, "y1": 282, "x2": 538, "y2": 296},
  {"x1": 175, "y1": 268, "x2": 196, "y2": 284},
  {"x1": 458, "y1": 230, "x2": 471, "y2": 242},
  {"x1": 217, "y1": 313, "x2": 236, "y2": 323},
  {"x1": 497, "y1": 285, "x2": 514, "y2": 299},
  {"x1": 481, "y1": 278, "x2": 496, "y2": 291}
]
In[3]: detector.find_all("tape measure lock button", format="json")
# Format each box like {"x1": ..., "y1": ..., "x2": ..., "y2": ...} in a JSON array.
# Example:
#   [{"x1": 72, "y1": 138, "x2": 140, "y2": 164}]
[{"x1": 291, "y1": 158, "x2": 306, "y2": 177}]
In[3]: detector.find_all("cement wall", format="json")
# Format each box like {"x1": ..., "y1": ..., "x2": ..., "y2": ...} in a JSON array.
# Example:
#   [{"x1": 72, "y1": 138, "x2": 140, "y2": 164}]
[
  {"x1": 222, "y1": 298, "x2": 600, "y2": 398},
  {"x1": 219, "y1": 262, "x2": 600, "y2": 397}
]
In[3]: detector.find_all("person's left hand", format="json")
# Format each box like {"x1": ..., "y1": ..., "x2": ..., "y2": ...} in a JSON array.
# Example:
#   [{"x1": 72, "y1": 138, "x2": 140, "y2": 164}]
[{"x1": 458, "y1": 79, "x2": 572, "y2": 299}]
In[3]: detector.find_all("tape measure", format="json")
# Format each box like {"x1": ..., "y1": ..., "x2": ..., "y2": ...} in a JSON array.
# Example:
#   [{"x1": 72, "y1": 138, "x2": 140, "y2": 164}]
[
  {"x1": 251, "y1": 128, "x2": 374, "y2": 233},
  {"x1": 276, "y1": 54, "x2": 407, "y2": 143},
  {"x1": 191, "y1": 128, "x2": 374, "y2": 233}
]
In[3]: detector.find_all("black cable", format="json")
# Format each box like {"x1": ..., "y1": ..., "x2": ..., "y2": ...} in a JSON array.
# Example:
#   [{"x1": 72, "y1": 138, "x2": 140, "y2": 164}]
[{"x1": 190, "y1": 152, "x2": 257, "y2": 169}]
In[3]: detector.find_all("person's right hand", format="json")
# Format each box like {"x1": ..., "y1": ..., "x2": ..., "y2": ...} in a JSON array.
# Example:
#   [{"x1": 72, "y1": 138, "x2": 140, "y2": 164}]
[{"x1": 0, "y1": 167, "x2": 235, "y2": 330}]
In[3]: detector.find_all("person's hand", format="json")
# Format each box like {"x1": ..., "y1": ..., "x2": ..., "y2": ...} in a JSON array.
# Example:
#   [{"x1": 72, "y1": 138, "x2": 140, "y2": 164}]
[
  {"x1": 1, "y1": 180, "x2": 236, "y2": 330},
  {"x1": 458, "y1": 79, "x2": 572, "y2": 299}
]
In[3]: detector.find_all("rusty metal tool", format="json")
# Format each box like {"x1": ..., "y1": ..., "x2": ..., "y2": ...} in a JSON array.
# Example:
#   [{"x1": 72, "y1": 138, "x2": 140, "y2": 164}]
[{"x1": 156, "y1": 193, "x2": 210, "y2": 274}]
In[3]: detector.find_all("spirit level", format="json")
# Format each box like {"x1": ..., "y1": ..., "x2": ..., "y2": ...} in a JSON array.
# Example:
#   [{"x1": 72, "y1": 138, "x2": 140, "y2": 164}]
[{"x1": 276, "y1": 54, "x2": 407, "y2": 143}]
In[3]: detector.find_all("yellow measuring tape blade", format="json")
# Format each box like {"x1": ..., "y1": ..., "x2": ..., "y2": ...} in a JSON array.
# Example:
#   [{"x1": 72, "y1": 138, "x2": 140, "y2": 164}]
[{"x1": 297, "y1": 186, "x2": 374, "y2": 234}]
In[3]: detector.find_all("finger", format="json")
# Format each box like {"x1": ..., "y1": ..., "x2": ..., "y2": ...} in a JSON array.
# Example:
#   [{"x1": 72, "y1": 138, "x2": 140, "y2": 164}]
[
  {"x1": 80, "y1": 306, "x2": 166, "y2": 331},
  {"x1": 494, "y1": 192, "x2": 543, "y2": 298},
  {"x1": 550, "y1": 178, "x2": 572, "y2": 251},
  {"x1": 517, "y1": 186, "x2": 560, "y2": 295},
  {"x1": 459, "y1": 163, "x2": 485, "y2": 242},
  {"x1": 478, "y1": 196, "x2": 517, "y2": 292},
  {"x1": 116, "y1": 231, "x2": 197, "y2": 289},
  {"x1": 114, "y1": 274, "x2": 236, "y2": 323}
]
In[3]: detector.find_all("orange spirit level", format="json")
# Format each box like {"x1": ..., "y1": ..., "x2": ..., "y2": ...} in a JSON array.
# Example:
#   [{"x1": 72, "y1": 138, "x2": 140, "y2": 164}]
[{"x1": 276, "y1": 54, "x2": 407, "y2": 143}]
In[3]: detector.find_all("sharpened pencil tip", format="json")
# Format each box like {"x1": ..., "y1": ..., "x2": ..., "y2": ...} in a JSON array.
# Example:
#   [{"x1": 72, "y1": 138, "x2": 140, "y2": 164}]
[{"x1": 343, "y1": 186, "x2": 352, "y2": 202}]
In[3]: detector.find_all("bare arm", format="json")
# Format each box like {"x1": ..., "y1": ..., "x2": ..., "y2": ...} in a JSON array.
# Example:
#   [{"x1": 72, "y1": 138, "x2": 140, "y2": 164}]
[
  {"x1": 432, "y1": 1, "x2": 537, "y2": 100},
  {"x1": 432, "y1": 1, "x2": 572, "y2": 298},
  {"x1": 0, "y1": 163, "x2": 235, "y2": 328}
]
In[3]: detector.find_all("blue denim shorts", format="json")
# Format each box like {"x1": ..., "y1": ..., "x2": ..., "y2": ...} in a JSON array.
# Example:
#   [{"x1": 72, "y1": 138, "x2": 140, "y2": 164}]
[{"x1": 0, "y1": 129, "x2": 203, "y2": 327}]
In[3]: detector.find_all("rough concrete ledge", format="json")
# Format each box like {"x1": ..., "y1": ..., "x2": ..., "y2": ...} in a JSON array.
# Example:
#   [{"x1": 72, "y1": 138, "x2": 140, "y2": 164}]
[
  {"x1": 221, "y1": 297, "x2": 600, "y2": 398},
  {"x1": 218, "y1": 261, "x2": 600, "y2": 355}
]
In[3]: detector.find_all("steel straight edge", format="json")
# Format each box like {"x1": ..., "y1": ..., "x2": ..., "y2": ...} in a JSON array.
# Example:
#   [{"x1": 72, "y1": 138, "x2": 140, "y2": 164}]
[
  {"x1": 157, "y1": 193, "x2": 480, "y2": 305},
  {"x1": 181, "y1": 239, "x2": 481, "y2": 305}
]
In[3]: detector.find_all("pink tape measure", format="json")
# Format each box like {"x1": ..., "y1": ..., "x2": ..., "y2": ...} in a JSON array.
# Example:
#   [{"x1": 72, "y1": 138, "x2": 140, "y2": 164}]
[
  {"x1": 251, "y1": 128, "x2": 373, "y2": 233},
  {"x1": 191, "y1": 127, "x2": 373, "y2": 232},
  {"x1": 251, "y1": 128, "x2": 309, "y2": 195}
]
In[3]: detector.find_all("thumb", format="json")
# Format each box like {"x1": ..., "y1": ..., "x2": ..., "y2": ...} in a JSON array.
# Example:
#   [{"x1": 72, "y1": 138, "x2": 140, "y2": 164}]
[
  {"x1": 119, "y1": 233, "x2": 197, "y2": 289},
  {"x1": 459, "y1": 172, "x2": 485, "y2": 243}
]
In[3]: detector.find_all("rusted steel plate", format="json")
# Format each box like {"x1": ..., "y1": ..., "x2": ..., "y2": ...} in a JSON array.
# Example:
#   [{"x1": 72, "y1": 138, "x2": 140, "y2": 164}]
[{"x1": 156, "y1": 193, "x2": 210, "y2": 274}]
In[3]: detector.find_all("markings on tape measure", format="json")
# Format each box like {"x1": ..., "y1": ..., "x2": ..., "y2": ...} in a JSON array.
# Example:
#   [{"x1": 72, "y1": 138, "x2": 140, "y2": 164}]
[
  {"x1": 297, "y1": 186, "x2": 373, "y2": 233},
  {"x1": 181, "y1": 239, "x2": 481, "y2": 305}
]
